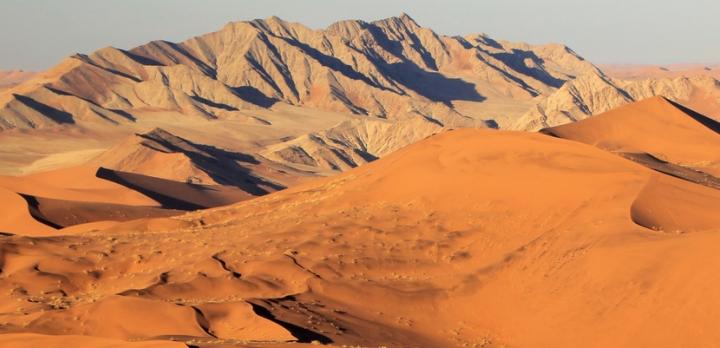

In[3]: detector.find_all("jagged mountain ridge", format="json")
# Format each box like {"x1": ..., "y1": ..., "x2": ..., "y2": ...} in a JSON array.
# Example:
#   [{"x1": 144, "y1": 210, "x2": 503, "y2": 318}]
[
  {"x1": 514, "y1": 72, "x2": 720, "y2": 130},
  {"x1": 0, "y1": 14, "x2": 597, "y2": 131}
]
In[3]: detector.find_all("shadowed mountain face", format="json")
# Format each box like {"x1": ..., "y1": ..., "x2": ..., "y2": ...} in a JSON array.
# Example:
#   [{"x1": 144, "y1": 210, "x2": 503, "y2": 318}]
[
  {"x1": 513, "y1": 72, "x2": 720, "y2": 130},
  {"x1": 0, "y1": 14, "x2": 597, "y2": 131}
]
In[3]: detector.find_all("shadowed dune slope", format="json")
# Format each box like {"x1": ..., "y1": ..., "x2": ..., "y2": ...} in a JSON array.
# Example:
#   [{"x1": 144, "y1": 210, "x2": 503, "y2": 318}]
[
  {"x1": 19, "y1": 194, "x2": 183, "y2": 230},
  {"x1": 96, "y1": 167, "x2": 257, "y2": 210},
  {"x1": 0, "y1": 165, "x2": 159, "y2": 206},
  {"x1": 0, "y1": 188, "x2": 56, "y2": 236},
  {"x1": 0, "y1": 163, "x2": 261, "y2": 235},
  {"x1": 1, "y1": 129, "x2": 719, "y2": 347},
  {"x1": 91, "y1": 127, "x2": 288, "y2": 192},
  {"x1": 544, "y1": 96, "x2": 720, "y2": 176}
]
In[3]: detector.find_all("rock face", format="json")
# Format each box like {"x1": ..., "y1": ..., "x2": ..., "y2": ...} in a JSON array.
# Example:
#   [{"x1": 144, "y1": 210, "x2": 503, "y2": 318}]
[
  {"x1": 0, "y1": 14, "x2": 596, "y2": 131},
  {"x1": 514, "y1": 72, "x2": 720, "y2": 130}
]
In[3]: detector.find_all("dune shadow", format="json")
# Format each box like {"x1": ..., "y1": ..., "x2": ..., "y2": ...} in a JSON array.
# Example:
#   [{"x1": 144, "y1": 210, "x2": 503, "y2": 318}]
[
  {"x1": 96, "y1": 167, "x2": 229, "y2": 210},
  {"x1": 136, "y1": 130, "x2": 285, "y2": 193},
  {"x1": 666, "y1": 99, "x2": 720, "y2": 134},
  {"x1": 19, "y1": 194, "x2": 63, "y2": 229},
  {"x1": 20, "y1": 192, "x2": 182, "y2": 228},
  {"x1": 247, "y1": 299, "x2": 333, "y2": 344},
  {"x1": 618, "y1": 152, "x2": 720, "y2": 190}
]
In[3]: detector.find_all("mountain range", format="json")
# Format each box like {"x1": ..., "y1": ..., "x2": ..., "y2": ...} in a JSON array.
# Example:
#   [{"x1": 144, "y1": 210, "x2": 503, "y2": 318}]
[{"x1": 1, "y1": 15, "x2": 718, "y2": 180}]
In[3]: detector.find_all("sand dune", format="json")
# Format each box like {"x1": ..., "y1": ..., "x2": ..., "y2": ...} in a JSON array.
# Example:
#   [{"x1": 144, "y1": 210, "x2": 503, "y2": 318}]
[
  {"x1": 20, "y1": 194, "x2": 182, "y2": 230},
  {"x1": 631, "y1": 174, "x2": 720, "y2": 233},
  {"x1": 0, "y1": 163, "x2": 265, "y2": 235},
  {"x1": 0, "y1": 124, "x2": 718, "y2": 346},
  {"x1": 0, "y1": 165, "x2": 159, "y2": 206},
  {"x1": 91, "y1": 128, "x2": 291, "y2": 191},
  {"x1": 0, "y1": 333, "x2": 184, "y2": 348},
  {"x1": 96, "y1": 167, "x2": 257, "y2": 210},
  {"x1": 0, "y1": 188, "x2": 56, "y2": 236},
  {"x1": 544, "y1": 96, "x2": 720, "y2": 176}
]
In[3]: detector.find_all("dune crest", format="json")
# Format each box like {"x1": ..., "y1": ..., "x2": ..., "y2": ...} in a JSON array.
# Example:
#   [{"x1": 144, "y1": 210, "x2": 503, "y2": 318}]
[
  {"x1": 0, "y1": 124, "x2": 718, "y2": 346},
  {"x1": 543, "y1": 96, "x2": 720, "y2": 176}
]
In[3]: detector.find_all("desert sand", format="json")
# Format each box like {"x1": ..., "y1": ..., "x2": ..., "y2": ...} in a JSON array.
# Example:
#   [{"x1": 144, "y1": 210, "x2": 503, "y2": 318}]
[
  {"x1": 544, "y1": 96, "x2": 720, "y2": 176},
  {"x1": 0, "y1": 102, "x2": 718, "y2": 346},
  {"x1": 0, "y1": 162, "x2": 277, "y2": 236}
]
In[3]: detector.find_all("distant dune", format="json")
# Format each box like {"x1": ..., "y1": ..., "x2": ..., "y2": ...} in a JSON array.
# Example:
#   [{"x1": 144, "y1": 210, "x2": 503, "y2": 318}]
[
  {"x1": 0, "y1": 70, "x2": 36, "y2": 90},
  {"x1": 600, "y1": 63, "x2": 720, "y2": 80},
  {"x1": 0, "y1": 163, "x2": 276, "y2": 235}
]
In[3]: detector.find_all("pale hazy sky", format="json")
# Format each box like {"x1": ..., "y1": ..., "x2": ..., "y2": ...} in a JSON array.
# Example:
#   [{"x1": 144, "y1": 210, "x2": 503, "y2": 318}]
[{"x1": 1, "y1": 0, "x2": 718, "y2": 71}]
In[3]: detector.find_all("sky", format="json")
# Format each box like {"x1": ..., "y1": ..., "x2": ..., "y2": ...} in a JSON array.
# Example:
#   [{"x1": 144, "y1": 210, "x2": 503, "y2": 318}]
[{"x1": 0, "y1": 0, "x2": 718, "y2": 71}]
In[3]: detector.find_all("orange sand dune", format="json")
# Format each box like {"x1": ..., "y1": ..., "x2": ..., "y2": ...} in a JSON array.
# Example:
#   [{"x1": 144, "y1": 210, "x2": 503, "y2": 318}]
[
  {"x1": 96, "y1": 167, "x2": 257, "y2": 210},
  {"x1": 631, "y1": 174, "x2": 720, "y2": 232},
  {"x1": 91, "y1": 128, "x2": 292, "y2": 193},
  {"x1": 544, "y1": 96, "x2": 720, "y2": 176},
  {"x1": 1, "y1": 126, "x2": 718, "y2": 347},
  {"x1": 0, "y1": 188, "x2": 55, "y2": 236},
  {"x1": 0, "y1": 163, "x2": 264, "y2": 235},
  {"x1": 21, "y1": 194, "x2": 182, "y2": 230},
  {"x1": 0, "y1": 165, "x2": 158, "y2": 206},
  {"x1": 0, "y1": 333, "x2": 185, "y2": 348}
]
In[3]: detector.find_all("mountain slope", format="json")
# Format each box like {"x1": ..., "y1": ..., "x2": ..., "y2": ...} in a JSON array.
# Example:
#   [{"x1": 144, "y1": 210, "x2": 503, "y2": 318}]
[
  {"x1": 514, "y1": 72, "x2": 720, "y2": 130},
  {"x1": 0, "y1": 14, "x2": 597, "y2": 131}
]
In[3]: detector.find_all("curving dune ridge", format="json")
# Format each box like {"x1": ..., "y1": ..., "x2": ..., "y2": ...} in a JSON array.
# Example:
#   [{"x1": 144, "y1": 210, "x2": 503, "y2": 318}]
[{"x1": 0, "y1": 113, "x2": 718, "y2": 347}]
